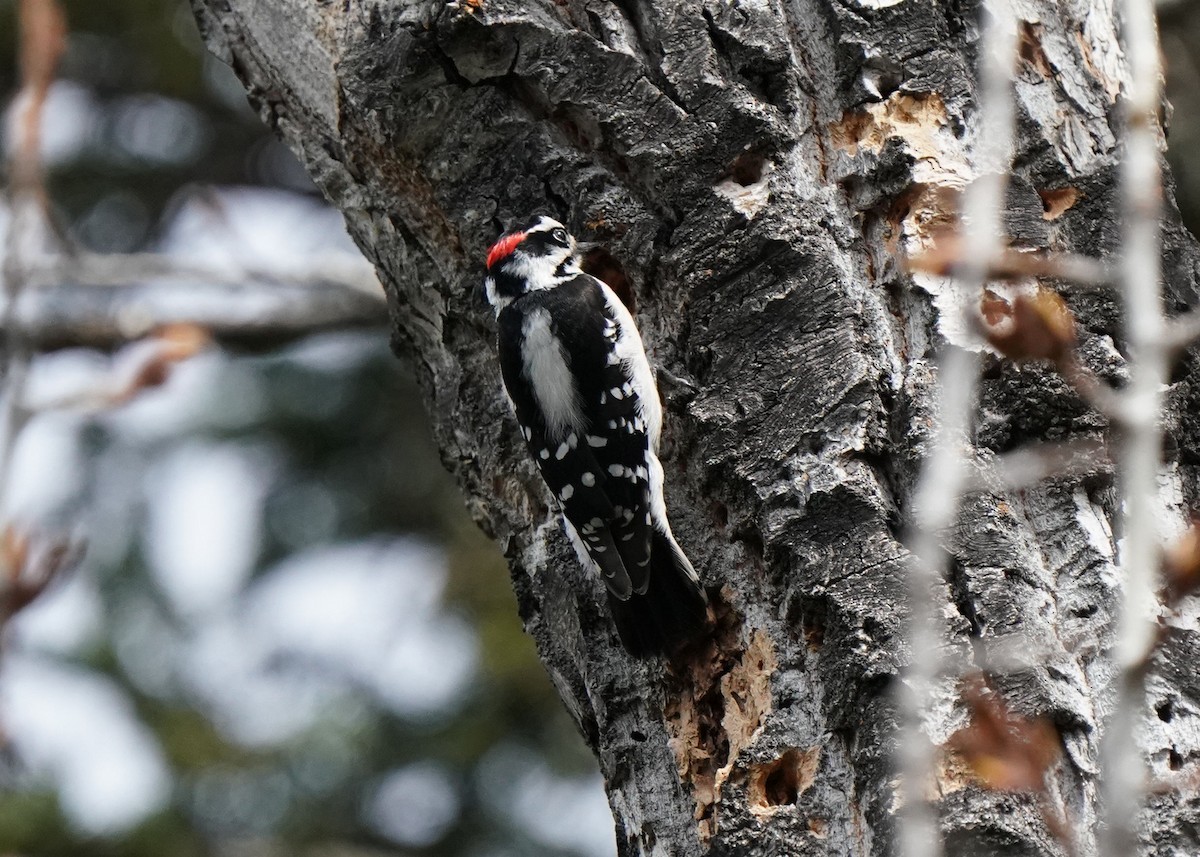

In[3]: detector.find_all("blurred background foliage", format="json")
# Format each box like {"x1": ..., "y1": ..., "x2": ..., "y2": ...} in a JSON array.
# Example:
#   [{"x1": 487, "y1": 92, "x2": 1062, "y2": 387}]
[{"x1": 0, "y1": 1, "x2": 614, "y2": 856}]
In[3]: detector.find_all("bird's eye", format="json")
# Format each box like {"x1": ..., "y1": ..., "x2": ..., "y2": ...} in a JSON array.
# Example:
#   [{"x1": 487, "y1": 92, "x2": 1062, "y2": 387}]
[{"x1": 551, "y1": 228, "x2": 569, "y2": 245}]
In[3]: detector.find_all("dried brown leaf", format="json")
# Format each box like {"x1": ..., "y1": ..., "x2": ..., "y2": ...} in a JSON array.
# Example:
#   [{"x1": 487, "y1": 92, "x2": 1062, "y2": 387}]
[
  {"x1": 12, "y1": 0, "x2": 67, "y2": 188},
  {"x1": 1038, "y1": 187, "x2": 1080, "y2": 221},
  {"x1": 154, "y1": 323, "x2": 212, "y2": 361},
  {"x1": 112, "y1": 324, "x2": 212, "y2": 404},
  {"x1": 1164, "y1": 521, "x2": 1200, "y2": 607},
  {"x1": 1, "y1": 527, "x2": 31, "y2": 578},
  {"x1": 980, "y1": 287, "x2": 1076, "y2": 364},
  {"x1": 0, "y1": 526, "x2": 84, "y2": 619},
  {"x1": 948, "y1": 675, "x2": 1061, "y2": 793}
]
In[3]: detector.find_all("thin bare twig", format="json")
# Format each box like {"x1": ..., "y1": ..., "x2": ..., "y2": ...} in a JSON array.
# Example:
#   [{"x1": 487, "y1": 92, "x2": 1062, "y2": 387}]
[
  {"x1": 1098, "y1": 0, "x2": 1169, "y2": 852},
  {"x1": 899, "y1": 5, "x2": 1018, "y2": 857},
  {"x1": 907, "y1": 241, "x2": 1113, "y2": 290},
  {"x1": 19, "y1": 279, "x2": 387, "y2": 352},
  {"x1": 0, "y1": 0, "x2": 66, "y2": 530},
  {"x1": 968, "y1": 438, "x2": 1112, "y2": 493},
  {"x1": 1058, "y1": 356, "x2": 1131, "y2": 424},
  {"x1": 24, "y1": 251, "x2": 383, "y2": 301},
  {"x1": 1162, "y1": 307, "x2": 1200, "y2": 353}
]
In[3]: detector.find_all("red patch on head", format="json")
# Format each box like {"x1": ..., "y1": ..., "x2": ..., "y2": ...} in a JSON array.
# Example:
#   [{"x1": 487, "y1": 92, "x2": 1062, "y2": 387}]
[{"x1": 486, "y1": 231, "x2": 527, "y2": 270}]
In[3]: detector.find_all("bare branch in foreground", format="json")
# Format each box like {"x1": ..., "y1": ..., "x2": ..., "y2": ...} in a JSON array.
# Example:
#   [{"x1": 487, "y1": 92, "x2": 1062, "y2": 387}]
[
  {"x1": 907, "y1": 239, "x2": 1113, "y2": 290},
  {"x1": 1162, "y1": 308, "x2": 1200, "y2": 354},
  {"x1": 900, "y1": 4, "x2": 1018, "y2": 857},
  {"x1": 968, "y1": 439, "x2": 1112, "y2": 493},
  {"x1": 1098, "y1": 0, "x2": 1170, "y2": 851}
]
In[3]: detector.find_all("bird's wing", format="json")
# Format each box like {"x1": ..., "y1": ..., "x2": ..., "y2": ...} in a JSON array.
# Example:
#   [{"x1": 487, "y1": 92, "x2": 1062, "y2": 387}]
[{"x1": 497, "y1": 277, "x2": 654, "y2": 597}]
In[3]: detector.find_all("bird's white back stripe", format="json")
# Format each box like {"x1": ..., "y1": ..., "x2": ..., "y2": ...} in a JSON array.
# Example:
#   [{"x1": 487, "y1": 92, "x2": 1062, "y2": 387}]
[{"x1": 521, "y1": 307, "x2": 585, "y2": 439}]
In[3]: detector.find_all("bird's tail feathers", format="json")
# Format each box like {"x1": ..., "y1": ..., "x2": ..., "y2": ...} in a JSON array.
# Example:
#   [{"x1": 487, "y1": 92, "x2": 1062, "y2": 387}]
[{"x1": 609, "y1": 529, "x2": 709, "y2": 658}]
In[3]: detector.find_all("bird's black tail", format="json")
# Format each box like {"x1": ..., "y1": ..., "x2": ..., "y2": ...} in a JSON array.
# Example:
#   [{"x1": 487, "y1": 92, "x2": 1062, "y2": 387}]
[{"x1": 608, "y1": 529, "x2": 709, "y2": 658}]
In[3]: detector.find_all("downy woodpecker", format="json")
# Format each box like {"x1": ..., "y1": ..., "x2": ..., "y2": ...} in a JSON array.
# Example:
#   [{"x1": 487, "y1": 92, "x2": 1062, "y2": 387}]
[{"x1": 483, "y1": 215, "x2": 709, "y2": 656}]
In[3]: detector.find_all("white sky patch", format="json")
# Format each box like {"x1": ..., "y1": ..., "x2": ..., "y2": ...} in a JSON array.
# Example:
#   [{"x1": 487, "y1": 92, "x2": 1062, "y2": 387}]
[
  {"x1": 22, "y1": 348, "x2": 113, "y2": 409},
  {"x1": 183, "y1": 611, "x2": 340, "y2": 746},
  {"x1": 478, "y1": 743, "x2": 615, "y2": 857},
  {"x1": 9, "y1": 568, "x2": 104, "y2": 656},
  {"x1": 2, "y1": 81, "x2": 98, "y2": 166},
  {"x1": 144, "y1": 441, "x2": 275, "y2": 619},
  {"x1": 159, "y1": 186, "x2": 362, "y2": 276},
  {"x1": 284, "y1": 330, "x2": 380, "y2": 373},
  {"x1": 0, "y1": 655, "x2": 170, "y2": 833},
  {"x1": 181, "y1": 538, "x2": 476, "y2": 745},
  {"x1": 365, "y1": 762, "x2": 461, "y2": 847},
  {"x1": 110, "y1": 594, "x2": 184, "y2": 700},
  {"x1": 243, "y1": 538, "x2": 478, "y2": 720},
  {"x1": 5, "y1": 411, "x2": 85, "y2": 524},
  {"x1": 109, "y1": 353, "x2": 265, "y2": 441},
  {"x1": 110, "y1": 94, "x2": 209, "y2": 167}
]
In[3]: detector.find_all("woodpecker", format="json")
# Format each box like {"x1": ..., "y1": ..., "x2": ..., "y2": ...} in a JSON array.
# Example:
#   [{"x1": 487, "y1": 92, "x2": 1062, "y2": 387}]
[{"x1": 483, "y1": 215, "x2": 709, "y2": 657}]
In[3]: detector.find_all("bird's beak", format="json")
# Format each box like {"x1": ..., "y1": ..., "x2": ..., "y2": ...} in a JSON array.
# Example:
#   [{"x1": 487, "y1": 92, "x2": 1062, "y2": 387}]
[{"x1": 574, "y1": 240, "x2": 600, "y2": 253}]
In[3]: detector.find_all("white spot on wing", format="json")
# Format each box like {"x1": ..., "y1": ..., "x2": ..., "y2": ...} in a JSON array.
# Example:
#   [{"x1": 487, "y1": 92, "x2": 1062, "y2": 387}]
[{"x1": 594, "y1": 280, "x2": 662, "y2": 448}]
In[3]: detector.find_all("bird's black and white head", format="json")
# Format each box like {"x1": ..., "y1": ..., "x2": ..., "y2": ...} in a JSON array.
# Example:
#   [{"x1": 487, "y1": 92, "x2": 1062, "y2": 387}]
[{"x1": 483, "y1": 215, "x2": 584, "y2": 314}]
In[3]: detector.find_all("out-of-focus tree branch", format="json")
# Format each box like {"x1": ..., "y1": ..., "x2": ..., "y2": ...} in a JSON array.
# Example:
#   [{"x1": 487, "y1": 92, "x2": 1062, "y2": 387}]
[
  {"x1": 900, "y1": 5, "x2": 1018, "y2": 857},
  {"x1": 1099, "y1": 0, "x2": 1170, "y2": 852},
  {"x1": 16, "y1": 250, "x2": 385, "y2": 351},
  {"x1": 19, "y1": 278, "x2": 385, "y2": 352}
]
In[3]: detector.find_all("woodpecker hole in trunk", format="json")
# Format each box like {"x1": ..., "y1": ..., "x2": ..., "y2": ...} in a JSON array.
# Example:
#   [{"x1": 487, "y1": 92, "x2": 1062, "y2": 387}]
[
  {"x1": 747, "y1": 746, "x2": 820, "y2": 811},
  {"x1": 582, "y1": 247, "x2": 636, "y2": 312},
  {"x1": 725, "y1": 151, "x2": 767, "y2": 186}
]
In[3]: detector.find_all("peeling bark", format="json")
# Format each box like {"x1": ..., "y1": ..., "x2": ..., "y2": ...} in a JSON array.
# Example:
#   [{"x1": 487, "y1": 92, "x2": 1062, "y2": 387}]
[{"x1": 190, "y1": 1, "x2": 1200, "y2": 854}]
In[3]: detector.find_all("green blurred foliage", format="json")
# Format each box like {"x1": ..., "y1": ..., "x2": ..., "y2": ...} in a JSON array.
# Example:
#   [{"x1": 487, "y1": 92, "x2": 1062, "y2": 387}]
[{"x1": 0, "y1": 1, "x2": 608, "y2": 855}]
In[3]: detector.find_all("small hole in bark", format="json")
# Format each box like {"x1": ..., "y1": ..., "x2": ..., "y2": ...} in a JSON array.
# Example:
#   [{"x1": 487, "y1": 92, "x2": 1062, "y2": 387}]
[
  {"x1": 803, "y1": 615, "x2": 825, "y2": 650},
  {"x1": 581, "y1": 247, "x2": 636, "y2": 312},
  {"x1": 725, "y1": 151, "x2": 767, "y2": 187},
  {"x1": 1169, "y1": 747, "x2": 1184, "y2": 770},
  {"x1": 1071, "y1": 604, "x2": 1098, "y2": 619},
  {"x1": 712, "y1": 502, "x2": 729, "y2": 529},
  {"x1": 765, "y1": 765, "x2": 798, "y2": 805},
  {"x1": 732, "y1": 525, "x2": 765, "y2": 560},
  {"x1": 748, "y1": 747, "x2": 820, "y2": 809},
  {"x1": 1157, "y1": 700, "x2": 1175, "y2": 722},
  {"x1": 631, "y1": 730, "x2": 647, "y2": 742},
  {"x1": 1037, "y1": 186, "x2": 1079, "y2": 220}
]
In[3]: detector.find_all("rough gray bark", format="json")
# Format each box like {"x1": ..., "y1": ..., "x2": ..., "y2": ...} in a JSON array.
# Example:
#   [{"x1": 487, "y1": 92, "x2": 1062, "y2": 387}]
[{"x1": 190, "y1": 1, "x2": 1200, "y2": 855}]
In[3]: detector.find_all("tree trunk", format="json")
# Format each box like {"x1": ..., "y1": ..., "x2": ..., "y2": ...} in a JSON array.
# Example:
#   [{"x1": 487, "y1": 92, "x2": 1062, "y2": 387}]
[{"x1": 189, "y1": 1, "x2": 1200, "y2": 854}]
